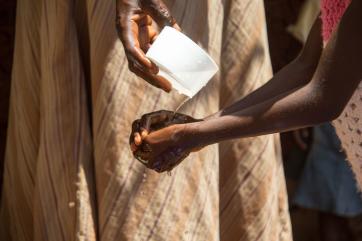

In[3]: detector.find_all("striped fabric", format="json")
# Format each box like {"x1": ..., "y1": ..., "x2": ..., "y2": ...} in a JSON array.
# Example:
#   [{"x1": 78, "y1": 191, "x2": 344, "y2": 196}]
[{"x1": 0, "y1": 0, "x2": 291, "y2": 240}]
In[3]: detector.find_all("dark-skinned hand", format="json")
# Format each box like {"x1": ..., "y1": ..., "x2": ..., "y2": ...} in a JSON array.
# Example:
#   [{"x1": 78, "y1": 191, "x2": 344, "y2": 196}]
[
  {"x1": 129, "y1": 110, "x2": 202, "y2": 172},
  {"x1": 116, "y1": 0, "x2": 181, "y2": 92}
]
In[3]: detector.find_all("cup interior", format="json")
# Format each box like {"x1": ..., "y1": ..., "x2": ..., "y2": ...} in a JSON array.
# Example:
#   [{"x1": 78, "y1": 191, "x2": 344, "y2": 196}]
[{"x1": 146, "y1": 27, "x2": 218, "y2": 97}]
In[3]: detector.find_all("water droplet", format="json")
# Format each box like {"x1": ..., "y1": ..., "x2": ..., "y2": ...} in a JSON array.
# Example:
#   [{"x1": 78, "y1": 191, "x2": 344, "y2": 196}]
[{"x1": 142, "y1": 171, "x2": 147, "y2": 182}]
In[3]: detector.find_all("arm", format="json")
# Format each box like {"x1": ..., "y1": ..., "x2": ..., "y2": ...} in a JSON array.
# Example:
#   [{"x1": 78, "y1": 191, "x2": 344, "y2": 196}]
[
  {"x1": 209, "y1": 18, "x2": 323, "y2": 118},
  {"x1": 129, "y1": 17, "x2": 323, "y2": 171},
  {"x1": 129, "y1": 1, "x2": 362, "y2": 173},
  {"x1": 188, "y1": 0, "x2": 362, "y2": 147}
]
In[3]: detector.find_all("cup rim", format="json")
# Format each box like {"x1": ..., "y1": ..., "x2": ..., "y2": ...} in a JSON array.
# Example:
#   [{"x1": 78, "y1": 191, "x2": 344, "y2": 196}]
[{"x1": 146, "y1": 26, "x2": 219, "y2": 97}]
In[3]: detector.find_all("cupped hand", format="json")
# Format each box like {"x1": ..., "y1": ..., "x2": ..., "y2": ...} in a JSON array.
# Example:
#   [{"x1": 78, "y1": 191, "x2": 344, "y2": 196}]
[
  {"x1": 116, "y1": 0, "x2": 181, "y2": 92},
  {"x1": 130, "y1": 110, "x2": 202, "y2": 172}
]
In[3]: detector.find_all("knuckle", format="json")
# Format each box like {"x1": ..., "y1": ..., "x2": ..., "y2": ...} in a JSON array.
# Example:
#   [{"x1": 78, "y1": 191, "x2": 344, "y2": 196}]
[
  {"x1": 115, "y1": 13, "x2": 128, "y2": 29},
  {"x1": 132, "y1": 119, "x2": 140, "y2": 128},
  {"x1": 128, "y1": 62, "x2": 136, "y2": 72},
  {"x1": 141, "y1": 113, "x2": 150, "y2": 121},
  {"x1": 156, "y1": 110, "x2": 166, "y2": 114},
  {"x1": 126, "y1": 48, "x2": 140, "y2": 59},
  {"x1": 161, "y1": 110, "x2": 171, "y2": 115}
]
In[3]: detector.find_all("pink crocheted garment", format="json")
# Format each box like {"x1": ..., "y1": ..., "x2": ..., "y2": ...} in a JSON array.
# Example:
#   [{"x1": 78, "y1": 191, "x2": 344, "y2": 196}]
[
  {"x1": 321, "y1": 0, "x2": 351, "y2": 41},
  {"x1": 323, "y1": 0, "x2": 362, "y2": 191}
]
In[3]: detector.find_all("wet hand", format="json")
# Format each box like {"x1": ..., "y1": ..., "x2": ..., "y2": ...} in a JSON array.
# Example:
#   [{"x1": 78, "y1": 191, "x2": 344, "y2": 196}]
[
  {"x1": 130, "y1": 110, "x2": 202, "y2": 172},
  {"x1": 116, "y1": 0, "x2": 181, "y2": 92}
]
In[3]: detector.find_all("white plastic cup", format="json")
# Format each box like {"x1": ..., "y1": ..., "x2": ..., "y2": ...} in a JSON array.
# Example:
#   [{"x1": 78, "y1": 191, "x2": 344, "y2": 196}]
[{"x1": 146, "y1": 26, "x2": 219, "y2": 98}]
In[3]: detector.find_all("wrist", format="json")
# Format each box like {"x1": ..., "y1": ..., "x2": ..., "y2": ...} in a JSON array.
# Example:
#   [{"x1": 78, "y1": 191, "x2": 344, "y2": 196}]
[
  {"x1": 178, "y1": 122, "x2": 205, "y2": 150},
  {"x1": 183, "y1": 115, "x2": 239, "y2": 148}
]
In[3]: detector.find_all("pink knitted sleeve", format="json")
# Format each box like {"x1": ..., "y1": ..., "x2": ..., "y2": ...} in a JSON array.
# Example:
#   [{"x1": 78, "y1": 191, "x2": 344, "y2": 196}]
[{"x1": 321, "y1": 0, "x2": 351, "y2": 41}]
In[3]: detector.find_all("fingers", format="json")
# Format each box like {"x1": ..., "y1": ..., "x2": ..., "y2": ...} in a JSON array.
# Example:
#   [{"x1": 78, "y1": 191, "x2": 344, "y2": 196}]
[
  {"x1": 137, "y1": 14, "x2": 153, "y2": 27},
  {"x1": 139, "y1": 25, "x2": 158, "y2": 52},
  {"x1": 152, "y1": 147, "x2": 189, "y2": 173},
  {"x1": 130, "y1": 121, "x2": 150, "y2": 148},
  {"x1": 130, "y1": 119, "x2": 141, "y2": 151},
  {"x1": 134, "y1": 148, "x2": 152, "y2": 165},
  {"x1": 171, "y1": 113, "x2": 197, "y2": 125},
  {"x1": 133, "y1": 144, "x2": 189, "y2": 173},
  {"x1": 116, "y1": 6, "x2": 175, "y2": 92},
  {"x1": 141, "y1": 0, "x2": 180, "y2": 29},
  {"x1": 130, "y1": 143, "x2": 137, "y2": 152},
  {"x1": 134, "y1": 133, "x2": 142, "y2": 145},
  {"x1": 152, "y1": 155, "x2": 166, "y2": 172},
  {"x1": 116, "y1": 14, "x2": 156, "y2": 70},
  {"x1": 123, "y1": 26, "x2": 171, "y2": 92},
  {"x1": 153, "y1": 154, "x2": 188, "y2": 173},
  {"x1": 117, "y1": 13, "x2": 168, "y2": 91},
  {"x1": 128, "y1": 47, "x2": 158, "y2": 74},
  {"x1": 140, "y1": 110, "x2": 172, "y2": 134},
  {"x1": 172, "y1": 22, "x2": 181, "y2": 32},
  {"x1": 130, "y1": 64, "x2": 172, "y2": 92},
  {"x1": 141, "y1": 130, "x2": 148, "y2": 139},
  {"x1": 130, "y1": 111, "x2": 171, "y2": 154}
]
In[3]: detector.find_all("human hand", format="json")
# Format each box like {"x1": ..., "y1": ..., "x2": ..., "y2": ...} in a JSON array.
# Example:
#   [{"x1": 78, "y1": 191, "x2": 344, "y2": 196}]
[
  {"x1": 116, "y1": 0, "x2": 181, "y2": 92},
  {"x1": 130, "y1": 110, "x2": 202, "y2": 172}
]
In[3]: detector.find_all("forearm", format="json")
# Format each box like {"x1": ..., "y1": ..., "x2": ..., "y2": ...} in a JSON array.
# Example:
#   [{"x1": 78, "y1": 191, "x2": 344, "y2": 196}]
[
  {"x1": 195, "y1": 0, "x2": 362, "y2": 147},
  {"x1": 208, "y1": 18, "x2": 323, "y2": 119},
  {"x1": 208, "y1": 59, "x2": 316, "y2": 119},
  {"x1": 188, "y1": 82, "x2": 335, "y2": 147}
]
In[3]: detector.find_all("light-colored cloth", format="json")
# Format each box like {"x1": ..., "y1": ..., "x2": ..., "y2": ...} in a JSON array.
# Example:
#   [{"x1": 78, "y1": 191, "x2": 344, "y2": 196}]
[
  {"x1": 294, "y1": 123, "x2": 362, "y2": 217},
  {"x1": 320, "y1": 0, "x2": 362, "y2": 191},
  {"x1": 287, "y1": 0, "x2": 320, "y2": 43},
  {"x1": 0, "y1": 0, "x2": 291, "y2": 240}
]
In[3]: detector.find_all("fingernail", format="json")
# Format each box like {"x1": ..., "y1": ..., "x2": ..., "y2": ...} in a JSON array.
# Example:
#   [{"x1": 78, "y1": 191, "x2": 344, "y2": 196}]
[
  {"x1": 173, "y1": 23, "x2": 182, "y2": 32},
  {"x1": 163, "y1": 86, "x2": 171, "y2": 93},
  {"x1": 134, "y1": 133, "x2": 141, "y2": 145},
  {"x1": 141, "y1": 130, "x2": 148, "y2": 138}
]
